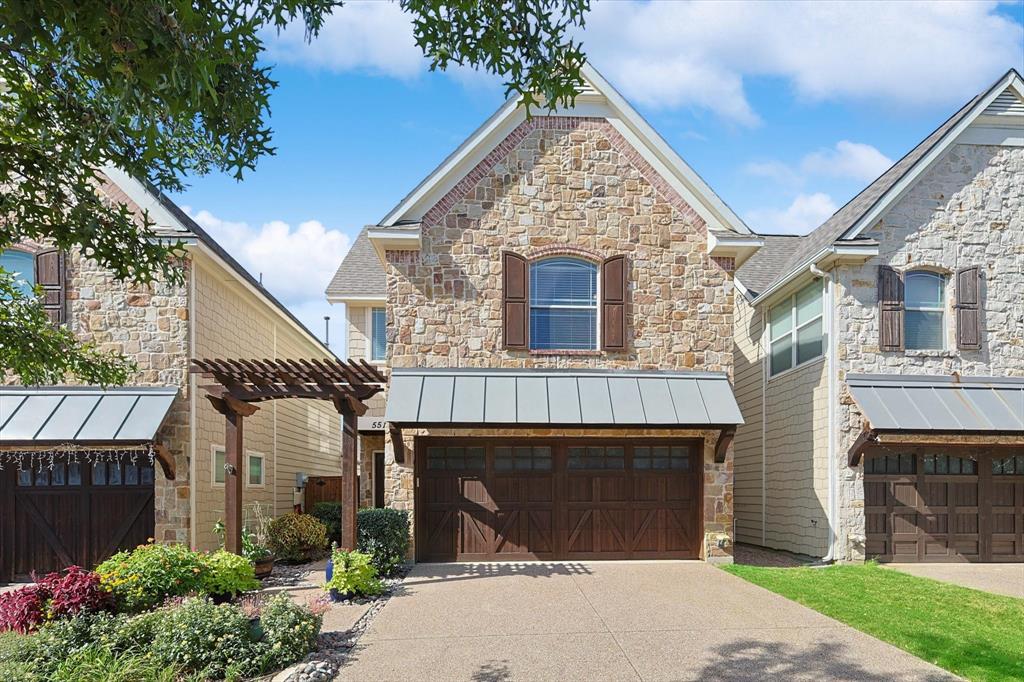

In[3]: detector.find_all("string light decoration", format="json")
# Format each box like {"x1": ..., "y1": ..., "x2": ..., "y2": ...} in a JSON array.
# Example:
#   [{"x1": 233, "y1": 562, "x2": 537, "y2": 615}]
[{"x1": 0, "y1": 443, "x2": 157, "y2": 472}]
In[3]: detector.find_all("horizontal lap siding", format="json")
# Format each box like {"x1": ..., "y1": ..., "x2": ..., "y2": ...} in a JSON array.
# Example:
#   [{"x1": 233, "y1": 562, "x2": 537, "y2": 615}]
[
  {"x1": 733, "y1": 295, "x2": 764, "y2": 545},
  {"x1": 764, "y1": 358, "x2": 830, "y2": 557}
]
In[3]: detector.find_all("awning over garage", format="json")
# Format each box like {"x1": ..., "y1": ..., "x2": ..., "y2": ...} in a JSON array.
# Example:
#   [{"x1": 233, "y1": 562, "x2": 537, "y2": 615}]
[
  {"x1": 384, "y1": 368, "x2": 744, "y2": 427},
  {"x1": 847, "y1": 374, "x2": 1024, "y2": 432},
  {"x1": 1, "y1": 386, "x2": 178, "y2": 444}
]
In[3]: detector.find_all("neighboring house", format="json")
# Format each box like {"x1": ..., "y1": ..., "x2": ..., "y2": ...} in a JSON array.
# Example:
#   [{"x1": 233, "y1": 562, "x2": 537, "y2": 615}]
[
  {"x1": 734, "y1": 69, "x2": 1024, "y2": 563},
  {"x1": 327, "y1": 64, "x2": 762, "y2": 563},
  {"x1": 1, "y1": 168, "x2": 341, "y2": 580}
]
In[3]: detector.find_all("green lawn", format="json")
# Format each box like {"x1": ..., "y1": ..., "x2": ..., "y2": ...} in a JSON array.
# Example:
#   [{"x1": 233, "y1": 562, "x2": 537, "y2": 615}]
[{"x1": 723, "y1": 562, "x2": 1024, "y2": 682}]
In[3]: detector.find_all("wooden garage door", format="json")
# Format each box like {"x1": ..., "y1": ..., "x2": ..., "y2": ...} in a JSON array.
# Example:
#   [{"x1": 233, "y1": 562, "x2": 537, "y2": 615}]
[
  {"x1": 1, "y1": 456, "x2": 155, "y2": 580},
  {"x1": 864, "y1": 448, "x2": 1024, "y2": 563},
  {"x1": 416, "y1": 438, "x2": 701, "y2": 561}
]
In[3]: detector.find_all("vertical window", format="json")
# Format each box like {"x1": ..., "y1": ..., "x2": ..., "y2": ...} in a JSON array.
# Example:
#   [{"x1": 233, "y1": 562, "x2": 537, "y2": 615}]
[
  {"x1": 529, "y1": 258, "x2": 598, "y2": 350},
  {"x1": 0, "y1": 249, "x2": 35, "y2": 297},
  {"x1": 370, "y1": 307, "x2": 386, "y2": 362},
  {"x1": 769, "y1": 280, "x2": 824, "y2": 376},
  {"x1": 213, "y1": 447, "x2": 226, "y2": 485},
  {"x1": 905, "y1": 271, "x2": 945, "y2": 350},
  {"x1": 247, "y1": 453, "x2": 265, "y2": 486}
]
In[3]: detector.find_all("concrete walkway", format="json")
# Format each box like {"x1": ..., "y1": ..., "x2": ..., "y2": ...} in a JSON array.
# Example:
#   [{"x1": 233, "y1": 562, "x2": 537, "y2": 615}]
[
  {"x1": 885, "y1": 563, "x2": 1024, "y2": 599},
  {"x1": 337, "y1": 562, "x2": 954, "y2": 681}
]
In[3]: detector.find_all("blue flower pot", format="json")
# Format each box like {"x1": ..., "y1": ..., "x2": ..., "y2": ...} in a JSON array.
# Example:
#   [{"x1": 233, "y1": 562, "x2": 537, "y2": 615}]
[{"x1": 325, "y1": 558, "x2": 342, "y2": 601}]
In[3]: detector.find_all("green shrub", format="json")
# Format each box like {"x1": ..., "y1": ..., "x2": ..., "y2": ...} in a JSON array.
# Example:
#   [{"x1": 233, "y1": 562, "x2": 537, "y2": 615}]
[
  {"x1": 267, "y1": 513, "x2": 329, "y2": 564},
  {"x1": 95, "y1": 542, "x2": 207, "y2": 612},
  {"x1": 201, "y1": 550, "x2": 260, "y2": 597},
  {"x1": 50, "y1": 645, "x2": 178, "y2": 682},
  {"x1": 29, "y1": 614, "x2": 98, "y2": 678},
  {"x1": 151, "y1": 597, "x2": 261, "y2": 680},
  {"x1": 257, "y1": 593, "x2": 322, "y2": 671},
  {"x1": 89, "y1": 609, "x2": 169, "y2": 657},
  {"x1": 357, "y1": 508, "x2": 410, "y2": 576},
  {"x1": 324, "y1": 549, "x2": 383, "y2": 598},
  {"x1": 0, "y1": 631, "x2": 39, "y2": 681},
  {"x1": 310, "y1": 502, "x2": 341, "y2": 540}
]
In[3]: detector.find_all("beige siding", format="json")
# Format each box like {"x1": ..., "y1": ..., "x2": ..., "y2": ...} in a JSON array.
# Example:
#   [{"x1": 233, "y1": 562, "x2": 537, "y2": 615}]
[
  {"x1": 763, "y1": 356, "x2": 830, "y2": 557},
  {"x1": 732, "y1": 295, "x2": 764, "y2": 546},
  {"x1": 193, "y1": 257, "x2": 339, "y2": 550}
]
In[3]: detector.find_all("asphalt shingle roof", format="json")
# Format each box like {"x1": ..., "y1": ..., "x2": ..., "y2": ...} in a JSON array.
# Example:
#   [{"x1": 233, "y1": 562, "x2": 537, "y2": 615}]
[
  {"x1": 325, "y1": 228, "x2": 386, "y2": 298},
  {"x1": 734, "y1": 235, "x2": 803, "y2": 298}
]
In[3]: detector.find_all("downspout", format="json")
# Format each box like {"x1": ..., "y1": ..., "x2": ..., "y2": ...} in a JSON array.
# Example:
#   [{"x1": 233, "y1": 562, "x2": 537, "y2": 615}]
[{"x1": 809, "y1": 263, "x2": 838, "y2": 562}]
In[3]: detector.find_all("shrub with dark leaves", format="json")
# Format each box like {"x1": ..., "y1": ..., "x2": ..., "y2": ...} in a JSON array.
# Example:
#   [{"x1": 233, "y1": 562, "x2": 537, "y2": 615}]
[
  {"x1": 36, "y1": 566, "x2": 110, "y2": 619},
  {"x1": 0, "y1": 585, "x2": 46, "y2": 634}
]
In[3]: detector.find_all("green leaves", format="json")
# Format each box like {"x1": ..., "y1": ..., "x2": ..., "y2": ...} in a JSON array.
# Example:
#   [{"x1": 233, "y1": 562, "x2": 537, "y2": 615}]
[{"x1": 0, "y1": 0, "x2": 589, "y2": 386}]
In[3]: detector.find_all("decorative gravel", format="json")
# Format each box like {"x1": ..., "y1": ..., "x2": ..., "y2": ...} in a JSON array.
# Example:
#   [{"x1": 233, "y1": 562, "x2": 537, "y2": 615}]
[
  {"x1": 260, "y1": 560, "x2": 324, "y2": 588},
  {"x1": 281, "y1": 566, "x2": 410, "y2": 682}
]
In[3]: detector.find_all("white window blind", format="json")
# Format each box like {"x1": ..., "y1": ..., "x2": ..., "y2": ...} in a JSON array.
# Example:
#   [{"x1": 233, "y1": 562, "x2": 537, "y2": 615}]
[{"x1": 529, "y1": 258, "x2": 598, "y2": 350}]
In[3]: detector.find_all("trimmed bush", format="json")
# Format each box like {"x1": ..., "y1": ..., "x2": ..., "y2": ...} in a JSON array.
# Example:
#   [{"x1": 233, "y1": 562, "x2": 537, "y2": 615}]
[
  {"x1": 267, "y1": 513, "x2": 329, "y2": 564},
  {"x1": 95, "y1": 542, "x2": 207, "y2": 613},
  {"x1": 357, "y1": 508, "x2": 410, "y2": 576},
  {"x1": 324, "y1": 548, "x2": 382, "y2": 598},
  {"x1": 310, "y1": 501, "x2": 341, "y2": 541},
  {"x1": 151, "y1": 597, "x2": 261, "y2": 680},
  {"x1": 200, "y1": 550, "x2": 260, "y2": 598},
  {"x1": 258, "y1": 594, "x2": 323, "y2": 671}
]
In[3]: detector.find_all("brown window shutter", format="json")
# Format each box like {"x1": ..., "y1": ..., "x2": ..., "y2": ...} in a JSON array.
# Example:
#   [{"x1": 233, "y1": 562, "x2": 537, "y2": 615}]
[
  {"x1": 878, "y1": 265, "x2": 903, "y2": 352},
  {"x1": 955, "y1": 266, "x2": 982, "y2": 350},
  {"x1": 502, "y1": 251, "x2": 528, "y2": 349},
  {"x1": 601, "y1": 255, "x2": 627, "y2": 351},
  {"x1": 34, "y1": 249, "x2": 66, "y2": 325}
]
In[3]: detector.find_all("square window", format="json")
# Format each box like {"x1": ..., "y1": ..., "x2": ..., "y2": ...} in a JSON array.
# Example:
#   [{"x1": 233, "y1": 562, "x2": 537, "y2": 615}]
[
  {"x1": 248, "y1": 454, "x2": 264, "y2": 486},
  {"x1": 213, "y1": 448, "x2": 226, "y2": 484}
]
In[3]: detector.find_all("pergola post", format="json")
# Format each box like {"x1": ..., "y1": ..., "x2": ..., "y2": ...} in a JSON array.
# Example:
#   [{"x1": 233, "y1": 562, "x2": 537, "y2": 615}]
[
  {"x1": 340, "y1": 408, "x2": 359, "y2": 551},
  {"x1": 207, "y1": 394, "x2": 259, "y2": 555}
]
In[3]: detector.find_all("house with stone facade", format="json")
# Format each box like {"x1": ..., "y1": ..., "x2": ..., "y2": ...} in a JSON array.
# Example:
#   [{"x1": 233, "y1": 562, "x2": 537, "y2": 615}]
[
  {"x1": 326, "y1": 65, "x2": 763, "y2": 563},
  {"x1": 733, "y1": 68, "x2": 1024, "y2": 564},
  {"x1": 1, "y1": 168, "x2": 341, "y2": 581}
]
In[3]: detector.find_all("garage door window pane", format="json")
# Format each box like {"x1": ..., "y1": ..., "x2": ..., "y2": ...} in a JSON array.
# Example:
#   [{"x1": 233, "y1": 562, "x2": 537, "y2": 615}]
[
  {"x1": 141, "y1": 465, "x2": 154, "y2": 485},
  {"x1": 68, "y1": 462, "x2": 82, "y2": 485},
  {"x1": 428, "y1": 445, "x2": 484, "y2": 471},
  {"x1": 569, "y1": 445, "x2": 624, "y2": 470}
]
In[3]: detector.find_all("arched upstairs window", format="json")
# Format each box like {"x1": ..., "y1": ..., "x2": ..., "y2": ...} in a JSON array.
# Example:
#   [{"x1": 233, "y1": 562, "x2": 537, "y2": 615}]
[
  {"x1": 905, "y1": 271, "x2": 946, "y2": 350},
  {"x1": 0, "y1": 249, "x2": 35, "y2": 297},
  {"x1": 528, "y1": 257, "x2": 598, "y2": 350}
]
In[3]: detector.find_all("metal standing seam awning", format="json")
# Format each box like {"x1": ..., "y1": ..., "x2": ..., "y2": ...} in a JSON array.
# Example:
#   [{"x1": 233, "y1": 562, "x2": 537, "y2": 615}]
[
  {"x1": 384, "y1": 368, "x2": 745, "y2": 462},
  {"x1": 0, "y1": 386, "x2": 179, "y2": 478},
  {"x1": 846, "y1": 374, "x2": 1024, "y2": 465}
]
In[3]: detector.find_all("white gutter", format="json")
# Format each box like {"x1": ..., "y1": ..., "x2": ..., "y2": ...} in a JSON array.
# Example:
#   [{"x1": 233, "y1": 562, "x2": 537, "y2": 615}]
[{"x1": 809, "y1": 263, "x2": 838, "y2": 563}]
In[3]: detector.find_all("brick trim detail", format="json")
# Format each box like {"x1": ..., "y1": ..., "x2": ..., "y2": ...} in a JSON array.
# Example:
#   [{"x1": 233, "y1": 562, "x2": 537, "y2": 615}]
[
  {"x1": 422, "y1": 116, "x2": 708, "y2": 234},
  {"x1": 526, "y1": 244, "x2": 604, "y2": 263},
  {"x1": 711, "y1": 257, "x2": 736, "y2": 272}
]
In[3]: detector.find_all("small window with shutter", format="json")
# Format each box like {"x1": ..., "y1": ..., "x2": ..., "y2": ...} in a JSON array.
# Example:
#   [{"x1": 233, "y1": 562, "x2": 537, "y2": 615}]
[{"x1": 1, "y1": 249, "x2": 36, "y2": 296}]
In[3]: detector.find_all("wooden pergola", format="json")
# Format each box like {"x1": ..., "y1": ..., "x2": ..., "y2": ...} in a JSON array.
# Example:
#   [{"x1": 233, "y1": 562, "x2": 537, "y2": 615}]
[{"x1": 190, "y1": 358, "x2": 386, "y2": 554}]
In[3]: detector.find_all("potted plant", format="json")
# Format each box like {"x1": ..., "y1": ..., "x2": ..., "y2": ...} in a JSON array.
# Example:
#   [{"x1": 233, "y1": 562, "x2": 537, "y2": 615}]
[
  {"x1": 214, "y1": 506, "x2": 276, "y2": 579},
  {"x1": 324, "y1": 544, "x2": 382, "y2": 602}
]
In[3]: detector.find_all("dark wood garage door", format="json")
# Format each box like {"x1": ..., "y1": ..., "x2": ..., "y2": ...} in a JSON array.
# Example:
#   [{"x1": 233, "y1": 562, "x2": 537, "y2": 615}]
[
  {"x1": 416, "y1": 438, "x2": 701, "y2": 561},
  {"x1": 864, "y1": 448, "x2": 1024, "y2": 563},
  {"x1": 1, "y1": 456, "x2": 155, "y2": 580}
]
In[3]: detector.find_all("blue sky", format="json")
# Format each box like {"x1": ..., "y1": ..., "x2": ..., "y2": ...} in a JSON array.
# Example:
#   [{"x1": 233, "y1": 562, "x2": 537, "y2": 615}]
[{"x1": 176, "y1": 0, "x2": 1024, "y2": 351}]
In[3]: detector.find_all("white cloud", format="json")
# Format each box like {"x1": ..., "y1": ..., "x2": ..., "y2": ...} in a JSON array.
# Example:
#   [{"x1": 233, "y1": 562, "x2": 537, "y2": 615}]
[
  {"x1": 580, "y1": 1, "x2": 1021, "y2": 123},
  {"x1": 745, "y1": 193, "x2": 838, "y2": 235},
  {"x1": 742, "y1": 160, "x2": 804, "y2": 188},
  {"x1": 185, "y1": 208, "x2": 352, "y2": 351},
  {"x1": 267, "y1": 2, "x2": 423, "y2": 78},
  {"x1": 266, "y1": 1, "x2": 1021, "y2": 124},
  {"x1": 801, "y1": 141, "x2": 894, "y2": 182}
]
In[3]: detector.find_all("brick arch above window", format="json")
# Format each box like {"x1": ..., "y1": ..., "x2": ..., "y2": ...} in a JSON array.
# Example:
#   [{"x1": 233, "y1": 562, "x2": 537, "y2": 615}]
[{"x1": 524, "y1": 244, "x2": 605, "y2": 263}]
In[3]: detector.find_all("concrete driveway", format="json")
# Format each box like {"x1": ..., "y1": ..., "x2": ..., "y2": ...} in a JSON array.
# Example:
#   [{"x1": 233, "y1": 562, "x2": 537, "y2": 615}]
[
  {"x1": 885, "y1": 563, "x2": 1024, "y2": 599},
  {"x1": 337, "y1": 562, "x2": 954, "y2": 681}
]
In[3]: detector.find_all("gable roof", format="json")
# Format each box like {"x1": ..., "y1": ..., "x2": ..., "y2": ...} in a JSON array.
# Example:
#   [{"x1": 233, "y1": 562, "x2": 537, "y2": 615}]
[
  {"x1": 740, "y1": 68, "x2": 1024, "y2": 304},
  {"x1": 101, "y1": 166, "x2": 335, "y2": 357},
  {"x1": 325, "y1": 228, "x2": 386, "y2": 300},
  {"x1": 734, "y1": 235, "x2": 803, "y2": 298},
  {"x1": 378, "y1": 63, "x2": 752, "y2": 236}
]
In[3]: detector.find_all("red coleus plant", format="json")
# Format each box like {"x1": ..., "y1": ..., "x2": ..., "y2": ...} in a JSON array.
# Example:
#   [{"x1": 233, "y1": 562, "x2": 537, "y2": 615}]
[{"x1": 0, "y1": 566, "x2": 109, "y2": 633}]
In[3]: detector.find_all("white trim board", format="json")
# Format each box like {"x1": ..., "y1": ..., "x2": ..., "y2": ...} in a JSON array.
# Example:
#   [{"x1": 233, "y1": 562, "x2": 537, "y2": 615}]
[{"x1": 378, "y1": 63, "x2": 751, "y2": 236}]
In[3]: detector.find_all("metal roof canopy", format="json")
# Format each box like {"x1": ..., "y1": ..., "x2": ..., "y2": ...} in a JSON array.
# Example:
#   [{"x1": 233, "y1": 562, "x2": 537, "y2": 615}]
[
  {"x1": 1, "y1": 386, "x2": 178, "y2": 444},
  {"x1": 385, "y1": 368, "x2": 744, "y2": 427},
  {"x1": 847, "y1": 374, "x2": 1024, "y2": 433}
]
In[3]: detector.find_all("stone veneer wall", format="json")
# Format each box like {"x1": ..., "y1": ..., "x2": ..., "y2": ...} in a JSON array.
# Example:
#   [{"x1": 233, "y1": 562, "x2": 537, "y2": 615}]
[
  {"x1": 381, "y1": 116, "x2": 736, "y2": 559},
  {"x1": 68, "y1": 249, "x2": 193, "y2": 544},
  {"x1": 835, "y1": 143, "x2": 1024, "y2": 560}
]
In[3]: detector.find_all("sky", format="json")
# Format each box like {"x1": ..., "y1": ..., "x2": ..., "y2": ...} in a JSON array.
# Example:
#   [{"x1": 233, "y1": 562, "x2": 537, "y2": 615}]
[{"x1": 176, "y1": 0, "x2": 1024, "y2": 354}]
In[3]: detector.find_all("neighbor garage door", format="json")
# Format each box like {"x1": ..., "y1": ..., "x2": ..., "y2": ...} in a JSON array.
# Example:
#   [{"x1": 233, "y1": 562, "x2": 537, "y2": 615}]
[
  {"x1": 1, "y1": 456, "x2": 155, "y2": 579},
  {"x1": 416, "y1": 438, "x2": 701, "y2": 561},
  {"x1": 864, "y1": 448, "x2": 1024, "y2": 562}
]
